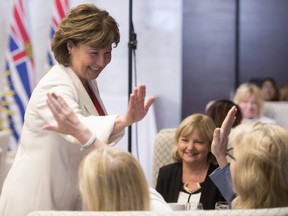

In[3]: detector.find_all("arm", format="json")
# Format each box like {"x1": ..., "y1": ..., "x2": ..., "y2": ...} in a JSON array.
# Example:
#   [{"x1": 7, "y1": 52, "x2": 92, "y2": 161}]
[
  {"x1": 209, "y1": 164, "x2": 235, "y2": 202},
  {"x1": 43, "y1": 93, "x2": 105, "y2": 151},
  {"x1": 209, "y1": 106, "x2": 237, "y2": 201},
  {"x1": 211, "y1": 106, "x2": 237, "y2": 168}
]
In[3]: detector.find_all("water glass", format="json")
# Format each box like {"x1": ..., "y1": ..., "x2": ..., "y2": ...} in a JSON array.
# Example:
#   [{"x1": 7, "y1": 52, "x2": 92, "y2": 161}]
[
  {"x1": 215, "y1": 201, "x2": 230, "y2": 210},
  {"x1": 169, "y1": 203, "x2": 185, "y2": 211},
  {"x1": 185, "y1": 202, "x2": 203, "y2": 210}
]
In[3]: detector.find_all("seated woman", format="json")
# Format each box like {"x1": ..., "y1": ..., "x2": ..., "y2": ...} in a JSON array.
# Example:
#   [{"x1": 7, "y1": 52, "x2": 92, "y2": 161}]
[
  {"x1": 210, "y1": 107, "x2": 288, "y2": 208},
  {"x1": 155, "y1": 114, "x2": 225, "y2": 210},
  {"x1": 233, "y1": 82, "x2": 276, "y2": 124},
  {"x1": 260, "y1": 77, "x2": 280, "y2": 101},
  {"x1": 79, "y1": 146, "x2": 150, "y2": 211},
  {"x1": 230, "y1": 122, "x2": 288, "y2": 208},
  {"x1": 43, "y1": 93, "x2": 171, "y2": 211}
]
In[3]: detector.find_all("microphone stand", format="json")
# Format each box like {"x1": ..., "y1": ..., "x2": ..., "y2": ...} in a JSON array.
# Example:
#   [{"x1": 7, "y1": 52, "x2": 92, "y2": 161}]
[{"x1": 128, "y1": 0, "x2": 137, "y2": 153}]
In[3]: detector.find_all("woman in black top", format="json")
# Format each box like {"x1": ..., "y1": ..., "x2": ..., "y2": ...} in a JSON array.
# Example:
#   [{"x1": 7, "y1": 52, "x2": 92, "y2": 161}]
[{"x1": 156, "y1": 114, "x2": 225, "y2": 210}]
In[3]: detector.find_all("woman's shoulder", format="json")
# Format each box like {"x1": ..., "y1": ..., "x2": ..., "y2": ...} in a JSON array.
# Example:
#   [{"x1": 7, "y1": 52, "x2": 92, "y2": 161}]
[
  {"x1": 157, "y1": 162, "x2": 182, "y2": 183},
  {"x1": 161, "y1": 162, "x2": 181, "y2": 169},
  {"x1": 207, "y1": 162, "x2": 220, "y2": 174},
  {"x1": 159, "y1": 162, "x2": 182, "y2": 173}
]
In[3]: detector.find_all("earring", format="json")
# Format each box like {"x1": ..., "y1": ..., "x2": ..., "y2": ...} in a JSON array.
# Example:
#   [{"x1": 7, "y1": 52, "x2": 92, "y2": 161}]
[{"x1": 68, "y1": 50, "x2": 71, "y2": 54}]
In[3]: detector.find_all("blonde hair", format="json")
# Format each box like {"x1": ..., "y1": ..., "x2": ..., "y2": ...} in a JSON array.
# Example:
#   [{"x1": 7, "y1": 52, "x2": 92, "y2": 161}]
[
  {"x1": 233, "y1": 83, "x2": 264, "y2": 117},
  {"x1": 229, "y1": 122, "x2": 288, "y2": 209},
  {"x1": 79, "y1": 147, "x2": 150, "y2": 211},
  {"x1": 172, "y1": 114, "x2": 217, "y2": 164},
  {"x1": 52, "y1": 4, "x2": 120, "y2": 66}
]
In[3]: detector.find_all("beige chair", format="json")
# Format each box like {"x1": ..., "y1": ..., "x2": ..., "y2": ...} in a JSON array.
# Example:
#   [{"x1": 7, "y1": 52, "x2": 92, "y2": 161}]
[
  {"x1": 152, "y1": 128, "x2": 176, "y2": 187},
  {"x1": 263, "y1": 102, "x2": 288, "y2": 129}
]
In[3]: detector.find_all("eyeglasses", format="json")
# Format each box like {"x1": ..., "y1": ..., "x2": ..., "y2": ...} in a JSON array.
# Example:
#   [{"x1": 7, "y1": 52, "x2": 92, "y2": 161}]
[{"x1": 226, "y1": 147, "x2": 235, "y2": 161}]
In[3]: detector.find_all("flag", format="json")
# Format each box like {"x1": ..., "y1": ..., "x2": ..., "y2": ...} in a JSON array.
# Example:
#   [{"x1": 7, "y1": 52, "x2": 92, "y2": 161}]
[
  {"x1": 1, "y1": 0, "x2": 34, "y2": 150},
  {"x1": 47, "y1": 0, "x2": 70, "y2": 68}
]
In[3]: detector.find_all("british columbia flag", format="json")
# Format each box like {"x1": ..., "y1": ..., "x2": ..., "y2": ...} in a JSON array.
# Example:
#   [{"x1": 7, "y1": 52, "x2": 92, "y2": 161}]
[
  {"x1": 1, "y1": 0, "x2": 34, "y2": 150},
  {"x1": 47, "y1": 0, "x2": 70, "y2": 67}
]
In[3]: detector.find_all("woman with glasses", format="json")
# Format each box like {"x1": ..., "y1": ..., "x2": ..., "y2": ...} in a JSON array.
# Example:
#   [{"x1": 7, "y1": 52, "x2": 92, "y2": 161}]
[{"x1": 210, "y1": 107, "x2": 288, "y2": 208}]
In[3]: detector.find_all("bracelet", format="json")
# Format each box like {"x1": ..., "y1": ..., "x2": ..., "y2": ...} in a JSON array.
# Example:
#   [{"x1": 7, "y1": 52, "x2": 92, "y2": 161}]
[{"x1": 80, "y1": 133, "x2": 97, "y2": 151}]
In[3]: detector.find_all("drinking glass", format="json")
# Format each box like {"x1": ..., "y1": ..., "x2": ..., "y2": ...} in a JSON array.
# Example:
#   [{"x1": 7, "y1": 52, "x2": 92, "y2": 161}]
[
  {"x1": 168, "y1": 203, "x2": 185, "y2": 211},
  {"x1": 215, "y1": 201, "x2": 230, "y2": 210},
  {"x1": 185, "y1": 202, "x2": 203, "y2": 210}
]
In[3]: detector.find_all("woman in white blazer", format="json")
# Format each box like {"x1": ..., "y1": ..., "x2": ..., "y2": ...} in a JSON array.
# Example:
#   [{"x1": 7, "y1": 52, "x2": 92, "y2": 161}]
[
  {"x1": 0, "y1": 4, "x2": 154, "y2": 216},
  {"x1": 46, "y1": 92, "x2": 171, "y2": 212}
]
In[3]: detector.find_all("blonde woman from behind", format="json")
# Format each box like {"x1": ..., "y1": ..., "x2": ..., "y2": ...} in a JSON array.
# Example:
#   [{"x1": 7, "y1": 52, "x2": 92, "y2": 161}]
[
  {"x1": 230, "y1": 122, "x2": 288, "y2": 208},
  {"x1": 79, "y1": 146, "x2": 150, "y2": 211}
]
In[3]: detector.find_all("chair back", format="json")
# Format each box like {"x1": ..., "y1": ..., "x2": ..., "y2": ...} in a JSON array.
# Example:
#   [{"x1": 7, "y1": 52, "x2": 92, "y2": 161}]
[
  {"x1": 152, "y1": 128, "x2": 176, "y2": 187},
  {"x1": 263, "y1": 102, "x2": 288, "y2": 129}
]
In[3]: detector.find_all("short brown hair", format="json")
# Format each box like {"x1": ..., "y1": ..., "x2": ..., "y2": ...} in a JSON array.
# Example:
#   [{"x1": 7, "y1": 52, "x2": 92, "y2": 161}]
[{"x1": 52, "y1": 4, "x2": 120, "y2": 66}]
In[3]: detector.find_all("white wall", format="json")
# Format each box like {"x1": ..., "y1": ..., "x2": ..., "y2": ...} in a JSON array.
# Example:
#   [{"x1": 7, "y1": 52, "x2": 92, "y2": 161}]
[{"x1": 0, "y1": 0, "x2": 182, "y2": 183}]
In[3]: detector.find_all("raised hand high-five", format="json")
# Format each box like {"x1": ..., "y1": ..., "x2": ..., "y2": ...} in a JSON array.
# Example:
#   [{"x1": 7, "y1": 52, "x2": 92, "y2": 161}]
[{"x1": 211, "y1": 106, "x2": 237, "y2": 168}]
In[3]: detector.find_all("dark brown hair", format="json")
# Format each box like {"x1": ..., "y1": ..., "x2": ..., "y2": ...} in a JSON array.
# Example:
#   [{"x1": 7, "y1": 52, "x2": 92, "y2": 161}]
[{"x1": 206, "y1": 99, "x2": 242, "y2": 128}]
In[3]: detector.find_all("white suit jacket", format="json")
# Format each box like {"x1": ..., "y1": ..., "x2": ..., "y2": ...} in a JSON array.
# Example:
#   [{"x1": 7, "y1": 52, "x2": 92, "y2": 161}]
[{"x1": 0, "y1": 65, "x2": 124, "y2": 216}]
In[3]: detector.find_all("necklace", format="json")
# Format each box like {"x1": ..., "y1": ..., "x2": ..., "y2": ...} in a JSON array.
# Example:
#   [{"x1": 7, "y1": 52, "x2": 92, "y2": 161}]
[{"x1": 183, "y1": 182, "x2": 201, "y2": 194}]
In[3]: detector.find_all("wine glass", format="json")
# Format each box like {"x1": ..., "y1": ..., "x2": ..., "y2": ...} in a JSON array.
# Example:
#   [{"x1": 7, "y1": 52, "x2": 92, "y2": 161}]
[
  {"x1": 185, "y1": 202, "x2": 203, "y2": 210},
  {"x1": 215, "y1": 201, "x2": 230, "y2": 210}
]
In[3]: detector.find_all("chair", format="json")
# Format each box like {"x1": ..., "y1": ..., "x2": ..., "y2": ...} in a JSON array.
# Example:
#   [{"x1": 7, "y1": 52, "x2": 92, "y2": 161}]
[
  {"x1": 263, "y1": 102, "x2": 288, "y2": 129},
  {"x1": 152, "y1": 128, "x2": 176, "y2": 187}
]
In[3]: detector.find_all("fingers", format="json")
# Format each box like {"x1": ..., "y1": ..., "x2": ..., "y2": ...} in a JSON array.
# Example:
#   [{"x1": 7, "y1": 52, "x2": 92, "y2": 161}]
[
  {"x1": 221, "y1": 106, "x2": 237, "y2": 131},
  {"x1": 42, "y1": 124, "x2": 58, "y2": 132},
  {"x1": 144, "y1": 96, "x2": 155, "y2": 112},
  {"x1": 137, "y1": 84, "x2": 146, "y2": 99},
  {"x1": 214, "y1": 127, "x2": 221, "y2": 137},
  {"x1": 46, "y1": 93, "x2": 61, "y2": 121},
  {"x1": 212, "y1": 128, "x2": 221, "y2": 146}
]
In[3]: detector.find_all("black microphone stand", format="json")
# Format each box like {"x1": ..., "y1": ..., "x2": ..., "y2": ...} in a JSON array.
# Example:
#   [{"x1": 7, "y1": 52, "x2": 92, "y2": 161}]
[{"x1": 128, "y1": 0, "x2": 137, "y2": 153}]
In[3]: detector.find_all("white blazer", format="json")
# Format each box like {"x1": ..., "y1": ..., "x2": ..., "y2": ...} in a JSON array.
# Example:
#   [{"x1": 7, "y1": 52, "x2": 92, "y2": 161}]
[{"x1": 0, "y1": 65, "x2": 124, "y2": 216}]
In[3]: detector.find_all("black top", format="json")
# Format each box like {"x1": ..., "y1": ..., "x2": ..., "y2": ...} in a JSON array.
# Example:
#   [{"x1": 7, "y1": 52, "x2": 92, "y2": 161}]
[{"x1": 155, "y1": 162, "x2": 225, "y2": 210}]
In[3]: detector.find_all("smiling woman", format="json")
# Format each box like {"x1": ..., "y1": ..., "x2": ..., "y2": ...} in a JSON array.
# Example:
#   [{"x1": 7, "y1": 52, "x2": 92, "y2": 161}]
[
  {"x1": 0, "y1": 4, "x2": 155, "y2": 216},
  {"x1": 66, "y1": 43, "x2": 112, "y2": 84},
  {"x1": 155, "y1": 113, "x2": 225, "y2": 210}
]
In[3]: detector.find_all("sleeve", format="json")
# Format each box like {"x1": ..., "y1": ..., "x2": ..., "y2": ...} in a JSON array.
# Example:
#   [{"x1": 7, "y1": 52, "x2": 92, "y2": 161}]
[
  {"x1": 30, "y1": 68, "x2": 123, "y2": 145},
  {"x1": 149, "y1": 187, "x2": 172, "y2": 211},
  {"x1": 209, "y1": 163, "x2": 236, "y2": 202},
  {"x1": 80, "y1": 115, "x2": 124, "y2": 145}
]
